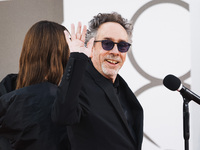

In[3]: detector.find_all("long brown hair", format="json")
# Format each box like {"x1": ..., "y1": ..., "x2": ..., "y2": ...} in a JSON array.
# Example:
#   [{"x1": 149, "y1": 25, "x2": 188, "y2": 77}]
[{"x1": 16, "y1": 20, "x2": 69, "y2": 89}]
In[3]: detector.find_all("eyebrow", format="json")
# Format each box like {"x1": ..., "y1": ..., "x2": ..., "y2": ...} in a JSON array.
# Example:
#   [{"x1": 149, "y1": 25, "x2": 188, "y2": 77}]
[{"x1": 102, "y1": 37, "x2": 127, "y2": 42}]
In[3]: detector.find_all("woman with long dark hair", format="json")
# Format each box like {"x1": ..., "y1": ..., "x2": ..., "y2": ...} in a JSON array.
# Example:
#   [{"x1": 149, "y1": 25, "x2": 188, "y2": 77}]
[{"x1": 0, "y1": 20, "x2": 70, "y2": 150}]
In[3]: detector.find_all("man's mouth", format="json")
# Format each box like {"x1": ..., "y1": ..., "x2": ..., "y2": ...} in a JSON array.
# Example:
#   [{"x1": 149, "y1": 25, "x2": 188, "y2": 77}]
[{"x1": 106, "y1": 59, "x2": 119, "y2": 64}]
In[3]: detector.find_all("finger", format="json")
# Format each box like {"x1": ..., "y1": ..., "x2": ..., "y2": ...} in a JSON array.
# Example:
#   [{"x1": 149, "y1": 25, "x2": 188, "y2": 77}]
[
  {"x1": 71, "y1": 24, "x2": 76, "y2": 40},
  {"x1": 81, "y1": 25, "x2": 87, "y2": 42},
  {"x1": 76, "y1": 22, "x2": 82, "y2": 33},
  {"x1": 64, "y1": 30, "x2": 71, "y2": 45},
  {"x1": 76, "y1": 22, "x2": 82, "y2": 39}
]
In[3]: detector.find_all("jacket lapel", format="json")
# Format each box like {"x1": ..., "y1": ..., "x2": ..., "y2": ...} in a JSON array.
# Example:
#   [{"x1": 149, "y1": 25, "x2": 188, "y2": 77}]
[
  {"x1": 87, "y1": 62, "x2": 137, "y2": 143},
  {"x1": 96, "y1": 78, "x2": 137, "y2": 143}
]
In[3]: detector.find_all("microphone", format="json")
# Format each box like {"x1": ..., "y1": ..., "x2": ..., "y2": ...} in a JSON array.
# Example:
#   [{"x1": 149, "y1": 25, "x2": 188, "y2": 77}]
[{"x1": 163, "y1": 74, "x2": 200, "y2": 105}]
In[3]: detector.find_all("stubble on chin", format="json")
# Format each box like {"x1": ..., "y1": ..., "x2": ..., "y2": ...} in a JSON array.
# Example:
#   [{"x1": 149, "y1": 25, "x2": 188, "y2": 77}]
[{"x1": 101, "y1": 62, "x2": 120, "y2": 79}]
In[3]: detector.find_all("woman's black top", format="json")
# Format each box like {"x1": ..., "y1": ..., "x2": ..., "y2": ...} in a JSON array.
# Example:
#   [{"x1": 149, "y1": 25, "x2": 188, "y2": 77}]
[{"x1": 0, "y1": 81, "x2": 69, "y2": 150}]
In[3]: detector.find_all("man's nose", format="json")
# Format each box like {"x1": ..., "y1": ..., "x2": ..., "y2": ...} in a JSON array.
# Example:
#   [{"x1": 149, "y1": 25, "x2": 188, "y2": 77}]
[{"x1": 109, "y1": 44, "x2": 119, "y2": 54}]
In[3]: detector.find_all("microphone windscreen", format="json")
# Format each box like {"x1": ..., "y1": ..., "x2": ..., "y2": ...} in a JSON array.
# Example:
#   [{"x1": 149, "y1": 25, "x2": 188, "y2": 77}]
[{"x1": 163, "y1": 74, "x2": 181, "y2": 91}]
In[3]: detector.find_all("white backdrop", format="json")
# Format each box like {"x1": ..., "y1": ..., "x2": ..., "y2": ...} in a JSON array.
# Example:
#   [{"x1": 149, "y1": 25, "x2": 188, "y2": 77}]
[
  {"x1": 63, "y1": 0, "x2": 193, "y2": 149},
  {"x1": 190, "y1": 1, "x2": 200, "y2": 150}
]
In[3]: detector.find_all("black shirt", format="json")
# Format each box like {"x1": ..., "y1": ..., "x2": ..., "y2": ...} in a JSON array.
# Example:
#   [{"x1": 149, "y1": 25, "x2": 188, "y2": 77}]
[{"x1": 113, "y1": 77, "x2": 136, "y2": 142}]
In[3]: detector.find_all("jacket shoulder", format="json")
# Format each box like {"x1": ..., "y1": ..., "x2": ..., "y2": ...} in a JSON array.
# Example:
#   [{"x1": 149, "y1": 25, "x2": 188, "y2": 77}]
[{"x1": 0, "y1": 74, "x2": 17, "y2": 97}]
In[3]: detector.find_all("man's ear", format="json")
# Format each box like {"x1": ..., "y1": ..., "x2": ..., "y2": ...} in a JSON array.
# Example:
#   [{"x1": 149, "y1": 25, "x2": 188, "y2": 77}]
[
  {"x1": 87, "y1": 38, "x2": 95, "y2": 58},
  {"x1": 90, "y1": 46, "x2": 94, "y2": 59}
]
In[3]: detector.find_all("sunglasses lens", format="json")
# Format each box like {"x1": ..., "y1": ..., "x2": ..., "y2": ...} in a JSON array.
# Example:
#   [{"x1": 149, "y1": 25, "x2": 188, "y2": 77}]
[
  {"x1": 100, "y1": 40, "x2": 131, "y2": 52},
  {"x1": 118, "y1": 42, "x2": 130, "y2": 52},
  {"x1": 101, "y1": 40, "x2": 114, "y2": 51}
]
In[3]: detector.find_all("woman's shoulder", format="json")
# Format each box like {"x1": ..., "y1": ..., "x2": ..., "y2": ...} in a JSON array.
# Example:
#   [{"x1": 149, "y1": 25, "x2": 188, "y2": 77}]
[
  {"x1": 0, "y1": 73, "x2": 17, "y2": 97},
  {"x1": 0, "y1": 81, "x2": 57, "y2": 106},
  {"x1": 14, "y1": 82, "x2": 57, "y2": 97}
]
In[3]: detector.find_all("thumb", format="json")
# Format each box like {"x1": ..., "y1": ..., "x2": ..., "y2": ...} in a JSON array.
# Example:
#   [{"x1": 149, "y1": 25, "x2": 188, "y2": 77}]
[{"x1": 64, "y1": 30, "x2": 71, "y2": 44}]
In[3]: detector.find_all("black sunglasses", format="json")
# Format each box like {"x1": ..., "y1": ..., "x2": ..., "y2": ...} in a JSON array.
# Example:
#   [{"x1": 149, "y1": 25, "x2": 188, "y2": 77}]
[{"x1": 94, "y1": 40, "x2": 131, "y2": 53}]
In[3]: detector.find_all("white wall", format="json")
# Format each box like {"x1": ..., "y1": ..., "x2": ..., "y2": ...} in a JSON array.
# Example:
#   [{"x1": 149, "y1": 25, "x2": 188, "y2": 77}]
[{"x1": 190, "y1": 0, "x2": 200, "y2": 150}]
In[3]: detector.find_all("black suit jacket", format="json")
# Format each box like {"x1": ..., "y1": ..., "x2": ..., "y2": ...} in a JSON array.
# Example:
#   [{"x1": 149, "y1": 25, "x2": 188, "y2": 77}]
[
  {"x1": 0, "y1": 82, "x2": 69, "y2": 150},
  {"x1": 0, "y1": 73, "x2": 17, "y2": 97},
  {"x1": 52, "y1": 53, "x2": 143, "y2": 150},
  {"x1": 0, "y1": 73, "x2": 17, "y2": 150}
]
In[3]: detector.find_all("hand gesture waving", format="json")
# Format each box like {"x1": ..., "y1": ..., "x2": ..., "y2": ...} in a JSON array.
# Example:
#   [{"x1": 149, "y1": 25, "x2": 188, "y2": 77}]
[{"x1": 64, "y1": 22, "x2": 94, "y2": 57}]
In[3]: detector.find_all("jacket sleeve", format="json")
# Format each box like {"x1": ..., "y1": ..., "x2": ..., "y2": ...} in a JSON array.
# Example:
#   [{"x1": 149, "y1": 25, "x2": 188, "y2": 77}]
[{"x1": 51, "y1": 52, "x2": 89, "y2": 125}]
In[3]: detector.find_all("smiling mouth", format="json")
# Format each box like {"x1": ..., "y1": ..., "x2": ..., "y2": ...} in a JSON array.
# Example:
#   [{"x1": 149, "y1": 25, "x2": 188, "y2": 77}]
[{"x1": 106, "y1": 59, "x2": 119, "y2": 64}]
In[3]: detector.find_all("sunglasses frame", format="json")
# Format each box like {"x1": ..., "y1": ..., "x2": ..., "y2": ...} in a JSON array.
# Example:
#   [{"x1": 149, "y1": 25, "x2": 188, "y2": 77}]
[{"x1": 94, "y1": 40, "x2": 131, "y2": 53}]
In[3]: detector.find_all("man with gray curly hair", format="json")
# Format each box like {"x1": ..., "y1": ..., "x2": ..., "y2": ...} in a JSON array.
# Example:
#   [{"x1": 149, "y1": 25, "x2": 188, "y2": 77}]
[
  {"x1": 52, "y1": 12, "x2": 144, "y2": 150},
  {"x1": 85, "y1": 12, "x2": 133, "y2": 44}
]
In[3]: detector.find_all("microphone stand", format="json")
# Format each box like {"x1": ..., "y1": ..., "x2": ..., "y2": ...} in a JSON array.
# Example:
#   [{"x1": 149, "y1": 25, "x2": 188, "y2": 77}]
[{"x1": 183, "y1": 97, "x2": 190, "y2": 150}]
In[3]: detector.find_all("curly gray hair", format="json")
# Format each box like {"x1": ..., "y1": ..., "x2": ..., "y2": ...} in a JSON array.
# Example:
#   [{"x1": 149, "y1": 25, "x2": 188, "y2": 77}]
[{"x1": 85, "y1": 12, "x2": 133, "y2": 44}]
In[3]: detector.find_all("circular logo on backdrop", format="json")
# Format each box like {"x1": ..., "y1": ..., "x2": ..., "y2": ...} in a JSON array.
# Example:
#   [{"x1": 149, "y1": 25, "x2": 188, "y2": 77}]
[
  {"x1": 128, "y1": 0, "x2": 190, "y2": 149},
  {"x1": 128, "y1": 0, "x2": 190, "y2": 96}
]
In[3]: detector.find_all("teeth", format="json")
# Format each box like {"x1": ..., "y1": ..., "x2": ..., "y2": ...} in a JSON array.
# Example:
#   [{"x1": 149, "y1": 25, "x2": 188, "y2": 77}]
[{"x1": 107, "y1": 59, "x2": 118, "y2": 64}]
